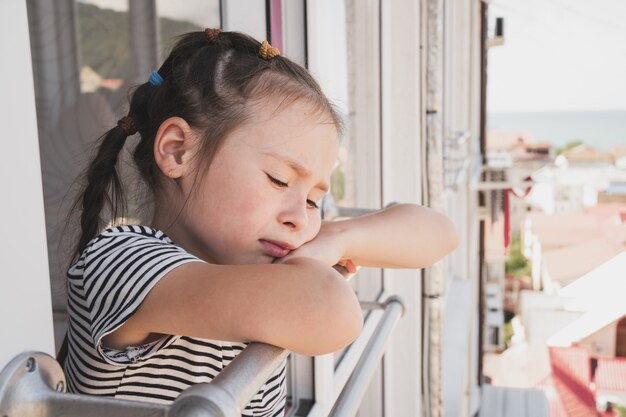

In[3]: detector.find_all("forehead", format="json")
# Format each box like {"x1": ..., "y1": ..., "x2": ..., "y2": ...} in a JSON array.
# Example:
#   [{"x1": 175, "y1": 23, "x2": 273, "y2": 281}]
[
  {"x1": 249, "y1": 95, "x2": 337, "y2": 133},
  {"x1": 230, "y1": 98, "x2": 340, "y2": 171}
]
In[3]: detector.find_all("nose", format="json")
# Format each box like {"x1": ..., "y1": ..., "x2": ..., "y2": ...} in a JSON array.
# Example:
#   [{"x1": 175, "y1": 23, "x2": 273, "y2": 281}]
[{"x1": 278, "y1": 196, "x2": 309, "y2": 231}]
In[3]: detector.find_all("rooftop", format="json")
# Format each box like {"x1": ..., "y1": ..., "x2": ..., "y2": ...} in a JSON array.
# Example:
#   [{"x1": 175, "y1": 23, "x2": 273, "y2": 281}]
[
  {"x1": 562, "y1": 144, "x2": 614, "y2": 163},
  {"x1": 542, "y1": 239, "x2": 625, "y2": 285},
  {"x1": 547, "y1": 252, "x2": 626, "y2": 347},
  {"x1": 528, "y1": 205, "x2": 626, "y2": 250}
]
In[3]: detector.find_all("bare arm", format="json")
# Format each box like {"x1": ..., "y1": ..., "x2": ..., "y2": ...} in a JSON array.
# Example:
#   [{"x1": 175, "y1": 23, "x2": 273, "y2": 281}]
[
  {"x1": 337, "y1": 203, "x2": 458, "y2": 268},
  {"x1": 282, "y1": 203, "x2": 458, "y2": 269},
  {"x1": 103, "y1": 257, "x2": 363, "y2": 356}
]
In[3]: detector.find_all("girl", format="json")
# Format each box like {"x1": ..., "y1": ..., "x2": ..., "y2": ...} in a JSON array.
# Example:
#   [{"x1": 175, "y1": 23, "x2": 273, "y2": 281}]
[{"x1": 64, "y1": 29, "x2": 457, "y2": 417}]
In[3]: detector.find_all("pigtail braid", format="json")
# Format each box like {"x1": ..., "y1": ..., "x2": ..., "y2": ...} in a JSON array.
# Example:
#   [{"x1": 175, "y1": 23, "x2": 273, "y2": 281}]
[{"x1": 74, "y1": 124, "x2": 129, "y2": 257}]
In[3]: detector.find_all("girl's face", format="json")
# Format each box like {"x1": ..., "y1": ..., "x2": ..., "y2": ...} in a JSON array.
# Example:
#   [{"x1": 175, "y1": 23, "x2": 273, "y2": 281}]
[{"x1": 178, "y1": 99, "x2": 339, "y2": 265}]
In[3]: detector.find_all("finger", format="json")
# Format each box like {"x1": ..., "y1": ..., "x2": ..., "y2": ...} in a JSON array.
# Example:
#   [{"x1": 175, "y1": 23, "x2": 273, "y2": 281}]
[
  {"x1": 337, "y1": 259, "x2": 356, "y2": 274},
  {"x1": 343, "y1": 259, "x2": 357, "y2": 274}
]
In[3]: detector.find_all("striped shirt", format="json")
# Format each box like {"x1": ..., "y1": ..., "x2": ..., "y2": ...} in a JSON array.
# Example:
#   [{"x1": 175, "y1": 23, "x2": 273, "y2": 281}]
[{"x1": 64, "y1": 225, "x2": 287, "y2": 416}]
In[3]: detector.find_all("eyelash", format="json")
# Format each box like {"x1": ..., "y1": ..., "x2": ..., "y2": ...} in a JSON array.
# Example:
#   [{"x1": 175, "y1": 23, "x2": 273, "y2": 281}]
[
  {"x1": 267, "y1": 174, "x2": 288, "y2": 188},
  {"x1": 266, "y1": 174, "x2": 319, "y2": 209}
]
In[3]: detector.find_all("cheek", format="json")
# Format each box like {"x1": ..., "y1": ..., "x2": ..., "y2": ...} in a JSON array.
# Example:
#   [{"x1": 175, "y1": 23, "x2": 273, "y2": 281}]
[
  {"x1": 304, "y1": 213, "x2": 322, "y2": 241},
  {"x1": 220, "y1": 183, "x2": 274, "y2": 231}
]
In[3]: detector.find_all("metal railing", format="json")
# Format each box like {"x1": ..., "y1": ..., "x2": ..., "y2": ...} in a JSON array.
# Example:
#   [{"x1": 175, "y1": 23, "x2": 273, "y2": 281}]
[
  {"x1": 0, "y1": 200, "x2": 405, "y2": 417},
  {"x1": 329, "y1": 297, "x2": 404, "y2": 417},
  {"x1": 0, "y1": 297, "x2": 404, "y2": 417}
]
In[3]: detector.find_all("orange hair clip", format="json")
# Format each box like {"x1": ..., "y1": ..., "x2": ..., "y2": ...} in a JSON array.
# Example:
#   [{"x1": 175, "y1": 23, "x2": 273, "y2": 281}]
[{"x1": 259, "y1": 40, "x2": 280, "y2": 60}]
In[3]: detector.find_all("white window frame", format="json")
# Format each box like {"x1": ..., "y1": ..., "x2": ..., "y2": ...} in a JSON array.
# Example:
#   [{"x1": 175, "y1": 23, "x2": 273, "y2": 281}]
[
  {"x1": 221, "y1": 0, "x2": 267, "y2": 42},
  {"x1": 0, "y1": 1, "x2": 55, "y2": 367},
  {"x1": 379, "y1": 1, "x2": 425, "y2": 416}
]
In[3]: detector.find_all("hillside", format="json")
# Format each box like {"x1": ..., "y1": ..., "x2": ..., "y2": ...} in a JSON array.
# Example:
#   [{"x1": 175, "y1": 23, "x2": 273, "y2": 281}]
[{"x1": 78, "y1": 3, "x2": 203, "y2": 79}]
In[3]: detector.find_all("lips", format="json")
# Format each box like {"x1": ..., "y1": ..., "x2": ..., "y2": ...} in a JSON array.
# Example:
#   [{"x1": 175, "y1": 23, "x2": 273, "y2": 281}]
[{"x1": 259, "y1": 239, "x2": 294, "y2": 258}]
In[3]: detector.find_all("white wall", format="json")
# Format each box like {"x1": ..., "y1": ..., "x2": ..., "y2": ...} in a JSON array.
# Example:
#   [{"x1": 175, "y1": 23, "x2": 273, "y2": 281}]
[
  {"x1": 0, "y1": 1, "x2": 55, "y2": 367},
  {"x1": 526, "y1": 309, "x2": 581, "y2": 346},
  {"x1": 581, "y1": 322, "x2": 618, "y2": 358},
  {"x1": 519, "y1": 290, "x2": 584, "y2": 346},
  {"x1": 306, "y1": 0, "x2": 349, "y2": 115},
  {"x1": 519, "y1": 290, "x2": 567, "y2": 331}
]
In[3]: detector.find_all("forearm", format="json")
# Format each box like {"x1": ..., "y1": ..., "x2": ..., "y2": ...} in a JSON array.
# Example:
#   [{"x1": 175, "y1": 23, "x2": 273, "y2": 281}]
[{"x1": 332, "y1": 203, "x2": 458, "y2": 268}]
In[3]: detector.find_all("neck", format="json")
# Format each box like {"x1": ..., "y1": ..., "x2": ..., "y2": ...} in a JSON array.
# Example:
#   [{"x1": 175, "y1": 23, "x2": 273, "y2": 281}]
[{"x1": 151, "y1": 199, "x2": 218, "y2": 264}]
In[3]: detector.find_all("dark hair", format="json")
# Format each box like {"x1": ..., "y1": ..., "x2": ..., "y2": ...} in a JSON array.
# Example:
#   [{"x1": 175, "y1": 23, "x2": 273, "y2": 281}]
[{"x1": 73, "y1": 30, "x2": 343, "y2": 258}]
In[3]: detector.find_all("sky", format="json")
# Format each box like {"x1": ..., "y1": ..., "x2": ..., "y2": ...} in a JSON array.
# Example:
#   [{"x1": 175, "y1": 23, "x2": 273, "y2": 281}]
[{"x1": 487, "y1": 0, "x2": 626, "y2": 112}]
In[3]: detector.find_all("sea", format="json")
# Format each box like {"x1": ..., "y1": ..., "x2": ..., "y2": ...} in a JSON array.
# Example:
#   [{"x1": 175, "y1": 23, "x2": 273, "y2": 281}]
[{"x1": 487, "y1": 110, "x2": 626, "y2": 151}]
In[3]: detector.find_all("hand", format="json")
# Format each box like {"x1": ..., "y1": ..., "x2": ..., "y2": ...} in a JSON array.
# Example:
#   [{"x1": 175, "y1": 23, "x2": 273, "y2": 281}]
[{"x1": 276, "y1": 222, "x2": 356, "y2": 273}]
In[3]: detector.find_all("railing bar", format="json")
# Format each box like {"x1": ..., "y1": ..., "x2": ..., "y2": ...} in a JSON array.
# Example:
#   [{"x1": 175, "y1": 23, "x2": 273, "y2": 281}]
[
  {"x1": 47, "y1": 391, "x2": 167, "y2": 417},
  {"x1": 336, "y1": 207, "x2": 377, "y2": 218},
  {"x1": 209, "y1": 299, "x2": 389, "y2": 411},
  {"x1": 359, "y1": 301, "x2": 385, "y2": 310},
  {"x1": 3, "y1": 301, "x2": 404, "y2": 417},
  {"x1": 0, "y1": 352, "x2": 169, "y2": 417},
  {"x1": 321, "y1": 195, "x2": 397, "y2": 221},
  {"x1": 328, "y1": 299, "x2": 404, "y2": 417},
  {"x1": 208, "y1": 343, "x2": 289, "y2": 411}
]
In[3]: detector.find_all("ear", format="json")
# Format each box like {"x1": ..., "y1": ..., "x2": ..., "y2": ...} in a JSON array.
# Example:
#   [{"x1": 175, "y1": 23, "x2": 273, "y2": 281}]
[{"x1": 153, "y1": 117, "x2": 196, "y2": 179}]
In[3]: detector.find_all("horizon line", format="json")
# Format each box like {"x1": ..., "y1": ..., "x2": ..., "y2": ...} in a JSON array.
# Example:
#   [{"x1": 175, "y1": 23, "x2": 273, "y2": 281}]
[{"x1": 488, "y1": 108, "x2": 626, "y2": 114}]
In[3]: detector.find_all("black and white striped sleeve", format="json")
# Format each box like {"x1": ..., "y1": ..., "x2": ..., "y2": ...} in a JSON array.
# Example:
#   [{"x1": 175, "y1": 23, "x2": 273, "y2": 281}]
[{"x1": 78, "y1": 226, "x2": 203, "y2": 365}]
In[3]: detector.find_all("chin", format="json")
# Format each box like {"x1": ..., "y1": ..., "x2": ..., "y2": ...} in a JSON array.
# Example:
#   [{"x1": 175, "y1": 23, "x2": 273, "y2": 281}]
[{"x1": 259, "y1": 255, "x2": 277, "y2": 264}]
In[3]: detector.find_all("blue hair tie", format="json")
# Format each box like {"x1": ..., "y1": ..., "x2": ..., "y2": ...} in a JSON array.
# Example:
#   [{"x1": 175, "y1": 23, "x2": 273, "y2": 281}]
[{"x1": 148, "y1": 71, "x2": 163, "y2": 86}]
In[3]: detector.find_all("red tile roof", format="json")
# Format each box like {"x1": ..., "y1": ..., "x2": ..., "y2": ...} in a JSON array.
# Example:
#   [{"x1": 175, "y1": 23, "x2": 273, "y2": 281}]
[
  {"x1": 529, "y1": 203, "x2": 626, "y2": 235},
  {"x1": 595, "y1": 357, "x2": 626, "y2": 392},
  {"x1": 542, "y1": 240, "x2": 625, "y2": 284},
  {"x1": 548, "y1": 346, "x2": 597, "y2": 417},
  {"x1": 486, "y1": 130, "x2": 536, "y2": 150},
  {"x1": 528, "y1": 212, "x2": 602, "y2": 249},
  {"x1": 563, "y1": 144, "x2": 614, "y2": 163},
  {"x1": 547, "y1": 347, "x2": 626, "y2": 416},
  {"x1": 536, "y1": 375, "x2": 568, "y2": 417}
]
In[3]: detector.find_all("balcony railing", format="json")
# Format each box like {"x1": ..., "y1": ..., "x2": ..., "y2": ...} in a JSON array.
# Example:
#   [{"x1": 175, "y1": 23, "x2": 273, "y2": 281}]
[
  {"x1": 0, "y1": 199, "x2": 405, "y2": 417},
  {"x1": 0, "y1": 297, "x2": 404, "y2": 417}
]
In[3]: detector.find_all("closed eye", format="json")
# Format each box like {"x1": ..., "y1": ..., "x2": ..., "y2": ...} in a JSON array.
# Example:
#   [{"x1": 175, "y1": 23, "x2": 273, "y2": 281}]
[
  {"x1": 267, "y1": 173, "x2": 288, "y2": 187},
  {"x1": 267, "y1": 173, "x2": 320, "y2": 209}
]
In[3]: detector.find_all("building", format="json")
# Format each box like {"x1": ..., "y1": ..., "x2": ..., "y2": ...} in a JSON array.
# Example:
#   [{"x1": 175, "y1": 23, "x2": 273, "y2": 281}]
[
  {"x1": 524, "y1": 206, "x2": 626, "y2": 292},
  {"x1": 529, "y1": 160, "x2": 626, "y2": 215},
  {"x1": 514, "y1": 253, "x2": 626, "y2": 415}
]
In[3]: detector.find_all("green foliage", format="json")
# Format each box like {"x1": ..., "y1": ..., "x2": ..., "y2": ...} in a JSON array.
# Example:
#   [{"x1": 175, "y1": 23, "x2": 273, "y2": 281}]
[
  {"x1": 159, "y1": 20, "x2": 204, "y2": 58},
  {"x1": 503, "y1": 320, "x2": 514, "y2": 348},
  {"x1": 555, "y1": 139, "x2": 584, "y2": 156},
  {"x1": 614, "y1": 404, "x2": 626, "y2": 416},
  {"x1": 505, "y1": 233, "x2": 531, "y2": 277},
  {"x1": 78, "y1": 3, "x2": 202, "y2": 79}
]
